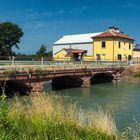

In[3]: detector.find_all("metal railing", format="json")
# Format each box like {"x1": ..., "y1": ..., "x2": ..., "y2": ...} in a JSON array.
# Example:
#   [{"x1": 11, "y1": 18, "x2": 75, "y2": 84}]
[
  {"x1": 0, "y1": 59, "x2": 129, "y2": 72},
  {"x1": 0, "y1": 60, "x2": 129, "y2": 66}
]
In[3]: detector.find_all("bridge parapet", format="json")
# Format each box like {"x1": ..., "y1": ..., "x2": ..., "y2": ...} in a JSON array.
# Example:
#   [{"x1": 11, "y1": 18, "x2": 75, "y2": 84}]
[{"x1": 0, "y1": 61, "x2": 126, "y2": 72}]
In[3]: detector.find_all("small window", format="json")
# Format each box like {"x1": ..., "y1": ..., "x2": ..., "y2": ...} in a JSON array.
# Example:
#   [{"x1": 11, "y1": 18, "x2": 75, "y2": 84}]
[
  {"x1": 102, "y1": 41, "x2": 106, "y2": 48},
  {"x1": 118, "y1": 42, "x2": 121, "y2": 48},
  {"x1": 128, "y1": 55, "x2": 132, "y2": 60},
  {"x1": 118, "y1": 54, "x2": 122, "y2": 61},
  {"x1": 129, "y1": 44, "x2": 131, "y2": 50},
  {"x1": 96, "y1": 54, "x2": 101, "y2": 60},
  {"x1": 124, "y1": 42, "x2": 126, "y2": 49}
]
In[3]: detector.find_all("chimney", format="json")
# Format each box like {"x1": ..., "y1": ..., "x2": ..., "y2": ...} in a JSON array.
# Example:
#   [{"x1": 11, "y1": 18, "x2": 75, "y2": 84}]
[
  {"x1": 108, "y1": 26, "x2": 121, "y2": 33},
  {"x1": 108, "y1": 26, "x2": 116, "y2": 32},
  {"x1": 114, "y1": 27, "x2": 119, "y2": 33}
]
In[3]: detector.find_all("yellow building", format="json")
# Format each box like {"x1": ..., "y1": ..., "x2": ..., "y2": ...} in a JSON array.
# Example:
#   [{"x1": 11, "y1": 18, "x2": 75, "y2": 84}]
[
  {"x1": 54, "y1": 48, "x2": 87, "y2": 61},
  {"x1": 53, "y1": 27, "x2": 135, "y2": 61},
  {"x1": 92, "y1": 27, "x2": 134, "y2": 61}
]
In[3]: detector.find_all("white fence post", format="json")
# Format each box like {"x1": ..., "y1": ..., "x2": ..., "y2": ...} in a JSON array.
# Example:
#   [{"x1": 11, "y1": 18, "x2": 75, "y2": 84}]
[
  {"x1": 12, "y1": 56, "x2": 15, "y2": 66},
  {"x1": 41, "y1": 57, "x2": 44, "y2": 66}
]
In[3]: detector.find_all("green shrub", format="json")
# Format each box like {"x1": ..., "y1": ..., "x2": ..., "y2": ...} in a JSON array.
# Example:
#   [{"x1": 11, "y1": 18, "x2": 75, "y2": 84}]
[
  {"x1": 133, "y1": 72, "x2": 140, "y2": 77},
  {"x1": 3, "y1": 69, "x2": 18, "y2": 78},
  {"x1": 34, "y1": 68, "x2": 45, "y2": 74}
]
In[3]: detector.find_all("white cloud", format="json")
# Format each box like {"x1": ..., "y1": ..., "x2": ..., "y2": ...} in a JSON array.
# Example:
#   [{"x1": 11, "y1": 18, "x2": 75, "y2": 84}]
[
  {"x1": 0, "y1": 8, "x2": 65, "y2": 22},
  {"x1": 40, "y1": 9, "x2": 64, "y2": 17},
  {"x1": 22, "y1": 22, "x2": 45, "y2": 30},
  {"x1": 122, "y1": 1, "x2": 137, "y2": 8},
  {"x1": 69, "y1": 6, "x2": 89, "y2": 13},
  {"x1": 35, "y1": 23, "x2": 44, "y2": 28},
  {"x1": 0, "y1": 6, "x2": 89, "y2": 23}
]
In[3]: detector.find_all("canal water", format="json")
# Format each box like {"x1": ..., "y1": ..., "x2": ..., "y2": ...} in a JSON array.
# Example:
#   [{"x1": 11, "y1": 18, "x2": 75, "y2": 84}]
[{"x1": 44, "y1": 81, "x2": 140, "y2": 132}]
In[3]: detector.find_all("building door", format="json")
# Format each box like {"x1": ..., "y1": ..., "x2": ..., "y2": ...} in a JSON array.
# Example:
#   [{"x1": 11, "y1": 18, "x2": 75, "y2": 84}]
[
  {"x1": 73, "y1": 53, "x2": 80, "y2": 61},
  {"x1": 96, "y1": 54, "x2": 101, "y2": 60},
  {"x1": 128, "y1": 55, "x2": 132, "y2": 61},
  {"x1": 118, "y1": 54, "x2": 122, "y2": 61}
]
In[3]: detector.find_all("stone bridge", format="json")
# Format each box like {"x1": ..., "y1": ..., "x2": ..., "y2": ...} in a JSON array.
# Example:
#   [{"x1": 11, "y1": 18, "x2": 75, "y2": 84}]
[
  {"x1": 0, "y1": 67, "x2": 124, "y2": 96},
  {"x1": 51, "y1": 70, "x2": 122, "y2": 90}
]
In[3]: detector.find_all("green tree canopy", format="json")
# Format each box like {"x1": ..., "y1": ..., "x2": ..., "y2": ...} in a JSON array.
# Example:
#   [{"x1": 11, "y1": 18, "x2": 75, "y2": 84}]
[
  {"x1": 0, "y1": 22, "x2": 23, "y2": 58},
  {"x1": 36, "y1": 45, "x2": 47, "y2": 57},
  {"x1": 46, "y1": 51, "x2": 52, "y2": 60}
]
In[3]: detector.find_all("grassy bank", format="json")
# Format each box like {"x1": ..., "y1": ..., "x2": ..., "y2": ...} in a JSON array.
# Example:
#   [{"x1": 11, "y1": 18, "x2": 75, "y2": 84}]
[
  {"x1": 0, "y1": 93, "x2": 122, "y2": 140},
  {"x1": 133, "y1": 71, "x2": 140, "y2": 77}
]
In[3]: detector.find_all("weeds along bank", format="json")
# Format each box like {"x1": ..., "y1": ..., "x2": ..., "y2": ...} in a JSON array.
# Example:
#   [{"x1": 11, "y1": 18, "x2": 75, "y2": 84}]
[
  {"x1": 0, "y1": 93, "x2": 122, "y2": 140},
  {"x1": 121, "y1": 64, "x2": 140, "y2": 84}
]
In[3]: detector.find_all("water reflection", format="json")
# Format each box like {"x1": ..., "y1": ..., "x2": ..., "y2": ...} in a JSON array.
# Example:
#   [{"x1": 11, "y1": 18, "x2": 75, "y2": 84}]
[
  {"x1": 44, "y1": 81, "x2": 140, "y2": 132},
  {"x1": 82, "y1": 87, "x2": 90, "y2": 97}
]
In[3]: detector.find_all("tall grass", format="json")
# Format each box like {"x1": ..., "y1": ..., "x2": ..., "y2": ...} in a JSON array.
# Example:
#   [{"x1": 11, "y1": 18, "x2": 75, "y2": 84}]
[{"x1": 0, "y1": 93, "x2": 121, "y2": 140}]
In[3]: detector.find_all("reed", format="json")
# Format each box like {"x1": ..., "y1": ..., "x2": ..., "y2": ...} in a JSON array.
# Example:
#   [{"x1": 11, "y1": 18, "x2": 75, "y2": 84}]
[{"x1": 0, "y1": 93, "x2": 121, "y2": 140}]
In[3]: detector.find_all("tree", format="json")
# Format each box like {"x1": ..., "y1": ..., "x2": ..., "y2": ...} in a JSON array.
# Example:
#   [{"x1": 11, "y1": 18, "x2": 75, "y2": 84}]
[
  {"x1": 0, "y1": 22, "x2": 23, "y2": 58},
  {"x1": 36, "y1": 45, "x2": 47, "y2": 58},
  {"x1": 46, "y1": 51, "x2": 52, "y2": 60}
]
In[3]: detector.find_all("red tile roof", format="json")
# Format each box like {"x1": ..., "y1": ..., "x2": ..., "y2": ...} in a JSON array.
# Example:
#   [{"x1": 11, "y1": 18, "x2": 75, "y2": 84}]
[
  {"x1": 64, "y1": 48, "x2": 87, "y2": 53},
  {"x1": 64, "y1": 48, "x2": 87, "y2": 57},
  {"x1": 65, "y1": 52, "x2": 73, "y2": 57},
  {"x1": 54, "y1": 48, "x2": 87, "y2": 55},
  {"x1": 92, "y1": 30, "x2": 134, "y2": 40}
]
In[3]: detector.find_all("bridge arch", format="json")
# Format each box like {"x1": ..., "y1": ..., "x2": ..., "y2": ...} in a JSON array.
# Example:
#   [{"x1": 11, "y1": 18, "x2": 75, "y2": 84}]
[
  {"x1": 0, "y1": 81, "x2": 32, "y2": 97},
  {"x1": 90, "y1": 72, "x2": 114, "y2": 84},
  {"x1": 51, "y1": 75, "x2": 83, "y2": 90}
]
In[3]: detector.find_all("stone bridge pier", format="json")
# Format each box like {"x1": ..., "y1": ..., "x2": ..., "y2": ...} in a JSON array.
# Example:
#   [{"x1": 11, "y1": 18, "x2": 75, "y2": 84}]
[
  {"x1": 30, "y1": 82, "x2": 45, "y2": 92},
  {"x1": 81, "y1": 77, "x2": 91, "y2": 88}
]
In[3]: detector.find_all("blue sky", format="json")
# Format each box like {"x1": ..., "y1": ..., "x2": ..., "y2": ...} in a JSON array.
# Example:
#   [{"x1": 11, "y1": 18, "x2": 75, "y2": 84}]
[{"x1": 0, "y1": 0, "x2": 140, "y2": 54}]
